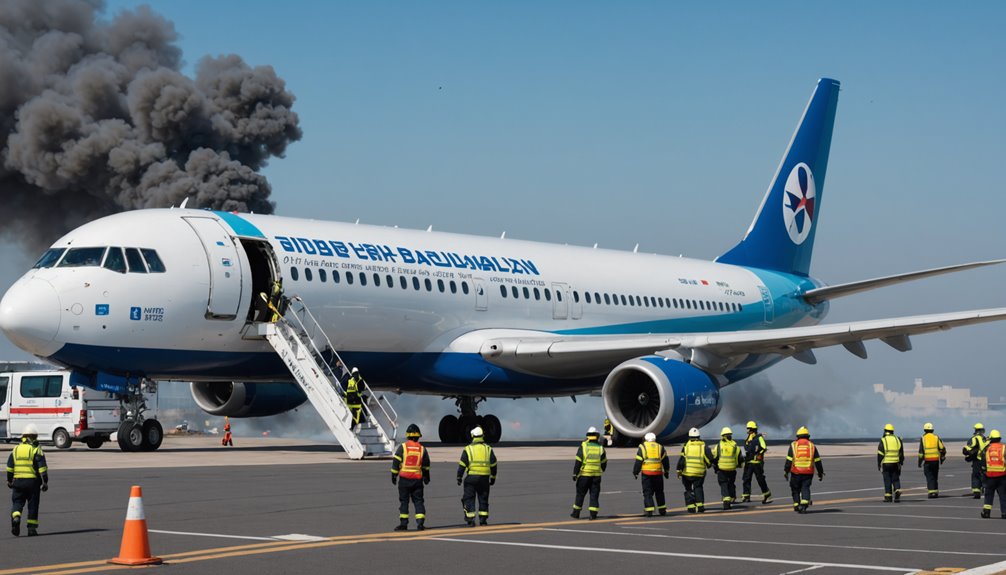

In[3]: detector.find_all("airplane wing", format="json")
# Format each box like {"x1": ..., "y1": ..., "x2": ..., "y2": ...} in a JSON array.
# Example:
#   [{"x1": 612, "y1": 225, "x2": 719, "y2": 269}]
[{"x1": 477, "y1": 307, "x2": 1006, "y2": 378}]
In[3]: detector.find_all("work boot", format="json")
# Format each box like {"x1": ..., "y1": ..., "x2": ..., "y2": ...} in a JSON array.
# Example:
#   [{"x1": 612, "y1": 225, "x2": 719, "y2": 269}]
[
  {"x1": 644, "y1": 510, "x2": 652, "y2": 517},
  {"x1": 394, "y1": 520, "x2": 408, "y2": 532},
  {"x1": 894, "y1": 491, "x2": 901, "y2": 503},
  {"x1": 658, "y1": 509, "x2": 666, "y2": 516},
  {"x1": 416, "y1": 519, "x2": 425, "y2": 531},
  {"x1": 589, "y1": 511, "x2": 598, "y2": 520},
  {"x1": 797, "y1": 504, "x2": 807, "y2": 514},
  {"x1": 696, "y1": 506, "x2": 705, "y2": 513},
  {"x1": 974, "y1": 492, "x2": 982, "y2": 499},
  {"x1": 740, "y1": 495, "x2": 750, "y2": 503},
  {"x1": 570, "y1": 509, "x2": 580, "y2": 519},
  {"x1": 687, "y1": 507, "x2": 696, "y2": 514},
  {"x1": 479, "y1": 517, "x2": 488, "y2": 526},
  {"x1": 762, "y1": 493, "x2": 773, "y2": 505},
  {"x1": 465, "y1": 517, "x2": 475, "y2": 527},
  {"x1": 883, "y1": 496, "x2": 892, "y2": 503},
  {"x1": 981, "y1": 509, "x2": 991, "y2": 519},
  {"x1": 11, "y1": 517, "x2": 20, "y2": 537},
  {"x1": 27, "y1": 527, "x2": 37, "y2": 537},
  {"x1": 723, "y1": 501, "x2": 731, "y2": 511}
]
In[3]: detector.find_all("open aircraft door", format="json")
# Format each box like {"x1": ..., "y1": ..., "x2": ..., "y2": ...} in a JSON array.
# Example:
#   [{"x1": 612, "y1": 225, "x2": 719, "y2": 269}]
[{"x1": 184, "y1": 217, "x2": 244, "y2": 320}]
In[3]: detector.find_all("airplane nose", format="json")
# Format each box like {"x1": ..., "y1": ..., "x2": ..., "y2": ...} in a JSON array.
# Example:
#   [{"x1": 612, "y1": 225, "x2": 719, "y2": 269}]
[{"x1": 0, "y1": 278, "x2": 63, "y2": 357}]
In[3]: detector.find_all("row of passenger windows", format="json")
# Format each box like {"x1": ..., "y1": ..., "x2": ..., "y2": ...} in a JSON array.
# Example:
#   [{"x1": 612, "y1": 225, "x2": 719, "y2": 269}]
[
  {"x1": 289, "y1": 266, "x2": 742, "y2": 314},
  {"x1": 33, "y1": 247, "x2": 166, "y2": 274}
]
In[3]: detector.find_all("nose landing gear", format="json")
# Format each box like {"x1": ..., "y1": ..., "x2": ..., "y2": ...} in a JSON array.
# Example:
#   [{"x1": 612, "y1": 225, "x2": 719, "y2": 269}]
[{"x1": 438, "y1": 396, "x2": 502, "y2": 444}]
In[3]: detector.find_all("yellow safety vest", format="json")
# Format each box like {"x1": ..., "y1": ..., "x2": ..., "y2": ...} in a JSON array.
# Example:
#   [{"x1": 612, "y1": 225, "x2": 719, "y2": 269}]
[
  {"x1": 968, "y1": 435, "x2": 990, "y2": 458},
  {"x1": 922, "y1": 433, "x2": 942, "y2": 461},
  {"x1": 464, "y1": 442, "x2": 493, "y2": 476},
  {"x1": 579, "y1": 441, "x2": 604, "y2": 477},
  {"x1": 682, "y1": 440, "x2": 708, "y2": 477},
  {"x1": 880, "y1": 435, "x2": 902, "y2": 464},
  {"x1": 715, "y1": 440, "x2": 740, "y2": 471},
  {"x1": 11, "y1": 442, "x2": 44, "y2": 479},
  {"x1": 640, "y1": 441, "x2": 664, "y2": 475}
]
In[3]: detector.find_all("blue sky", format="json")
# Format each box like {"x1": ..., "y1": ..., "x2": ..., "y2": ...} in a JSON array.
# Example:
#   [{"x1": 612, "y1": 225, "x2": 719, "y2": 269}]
[{"x1": 2, "y1": 1, "x2": 1005, "y2": 437}]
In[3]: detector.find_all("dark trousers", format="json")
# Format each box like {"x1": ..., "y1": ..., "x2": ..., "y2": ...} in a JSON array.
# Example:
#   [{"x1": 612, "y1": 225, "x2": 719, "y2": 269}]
[
  {"x1": 462, "y1": 475, "x2": 490, "y2": 520},
  {"x1": 881, "y1": 463, "x2": 902, "y2": 499},
  {"x1": 922, "y1": 460, "x2": 940, "y2": 495},
  {"x1": 742, "y1": 462, "x2": 770, "y2": 497},
  {"x1": 971, "y1": 462, "x2": 985, "y2": 496},
  {"x1": 574, "y1": 476, "x2": 602, "y2": 514},
  {"x1": 681, "y1": 475, "x2": 705, "y2": 510},
  {"x1": 11, "y1": 479, "x2": 41, "y2": 527},
  {"x1": 789, "y1": 473, "x2": 813, "y2": 506},
  {"x1": 983, "y1": 476, "x2": 1006, "y2": 515},
  {"x1": 717, "y1": 469, "x2": 738, "y2": 502},
  {"x1": 398, "y1": 477, "x2": 426, "y2": 521},
  {"x1": 640, "y1": 474, "x2": 665, "y2": 512}
]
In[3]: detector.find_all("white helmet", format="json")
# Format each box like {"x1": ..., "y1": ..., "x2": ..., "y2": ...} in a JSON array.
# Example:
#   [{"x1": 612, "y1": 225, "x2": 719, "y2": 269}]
[
  {"x1": 470, "y1": 426, "x2": 484, "y2": 438},
  {"x1": 586, "y1": 426, "x2": 599, "y2": 436},
  {"x1": 22, "y1": 423, "x2": 39, "y2": 436},
  {"x1": 351, "y1": 367, "x2": 359, "y2": 374},
  {"x1": 644, "y1": 432, "x2": 656, "y2": 442},
  {"x1": 688, "y1": 427, "x2": 700, "y2": 438}
]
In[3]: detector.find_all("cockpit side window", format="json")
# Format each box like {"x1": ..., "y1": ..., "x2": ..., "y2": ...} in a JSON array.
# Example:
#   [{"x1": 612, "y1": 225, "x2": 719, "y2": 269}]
[
  {"x1": 124, "y1": 248, "x2": 148, "y2": 273},
  {"x1": 140, "y1": 249, "x2": 166, "y2": 272},
  {"x1": 33, "y1": 248, "x2": 66, "y2": 269},
  {"x1": 103, "y1": 247, "x2": 127, "y2": 274},
  {"x1": 58, "y1": 247, "x2": 107, "y2": 268}
]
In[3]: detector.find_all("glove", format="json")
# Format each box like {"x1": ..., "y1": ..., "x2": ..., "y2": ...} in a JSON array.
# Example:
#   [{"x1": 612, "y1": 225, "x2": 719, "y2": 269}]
[
  {"x1": 633, "y1": 474, "x2": 639, "y2": 480},
  {"x1": 918, "y1": 461, "x2": 922, "y2": 468},
  {"x1": 391, "y1": 475, "x2": 397, "y2": 485},
  {"x1": 663, "y1": 472, "x2": 669, "y2": 479},
  {"x1": 817, "y1": 472, "x2": 825, "y2": 481},
  {"x1": 877, "y1": 465, "x2": 882, "y2": 472},
  {"x1": 6, "y1": 481, "x2": 11, "y2": 489},
  {"x1": 675, "y1": 471, "x2": 682, "y2": 478},
  {"x1": 457, "y1": 477, "x2": 463, "y2": 486},
  {"x1": 940, "y1": 457, "x2": 946, "y2": 464},
  {"x1": 783, "y1": 472, "x2": 790, "y2": 481},
  {"x1": 41, "y1": 483, "x2": 48, "y2": 492},
  {"x1": 423, "y1": 476, "x2": 430, "y2": 485},
  {"x1": 572, "y1": 475, "x2": 578, "y2": 482},
  {"x1": 490, "y1": 477, "x2": 496, "y2": 486}
]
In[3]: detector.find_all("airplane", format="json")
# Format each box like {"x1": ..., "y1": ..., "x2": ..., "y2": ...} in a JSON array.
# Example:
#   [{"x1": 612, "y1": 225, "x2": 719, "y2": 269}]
[{"x1": 2, "y1": 77, "x2": 1005, "y2": 449}]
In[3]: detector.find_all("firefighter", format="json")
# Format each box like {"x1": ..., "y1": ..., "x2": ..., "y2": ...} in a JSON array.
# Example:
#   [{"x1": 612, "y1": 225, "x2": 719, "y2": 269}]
[
  {"x1": 742, "y1": 420, "x2": 772, "y2": 504},
  {"x1": 7, "y1": 424, "x2": 48, "y2": 537},
  {"x1": 784, "y1": 426, "x2": 824, "y2": 513},
  {"x1": 979, "y1": 430, "x2": 1005, "y2": 519},
  {"x1": 603, "y1": 417, "x2": 614, "y2": 447},
  {"x1": 457, "y1": 426, "x2": 497, "y2": 526},
  {"x1": 632, "y1": 432, "x2": 669, "y2": 516},
  {"x1": 918, "y1": 422, "x2": 946, "y2": 498},
  {"x1": 572, "y1": 427, "x2": 607, "y2": 520},
  {"x1": 876, "y1": 424, "x2": 904, "y2": 502},
  {"x1": 221, "y1": 420, "x2": 233, "y2": 447},
  {"x1": 268, "y1": 278, "x2": 285, "y2": 322},
  {"x1": 345, "y1": 368, "x2": 364, "y2": 430},
  {"x1": 712, "y1": 426, "x2": 744, "y2": 510},
  {"x1": 676, "y1": 427, "x2": 713, "y2": 513},
  {"x1": 963, "y1": 423, "x2": 989, "y2": 499},
  {"x1": 391, "y1": 424, "x2": 431, "y2": 531}
]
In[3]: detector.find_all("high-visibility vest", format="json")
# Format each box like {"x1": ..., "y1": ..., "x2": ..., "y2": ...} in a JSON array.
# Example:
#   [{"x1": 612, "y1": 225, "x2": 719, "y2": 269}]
[
  {"x1": 880, "y1": 435, "x2": 902, "y2": 464},
  {"x1": 790, "y1": 439, "x2": 815, "y2": 475},
  {"x1": 399, "y1": 441, "x2": 425, "y2": 479},
  {"x1": 682, "y1": 440, "x2": 708, "y2": 477},
  {"x1": 715, "y1": 440, "x2": 740, "y2": 471},
  {"x1": 465, "y1": 442, "x2": 493, "y2": 476},
  {"x1": 746, "y1": 433, "x2": 767, "y2": 463},
  {"x1": 967, "y1": 435, "x2": 990, "y2": 458},
  {"x1": 640, "y1": 441, "x2": 664, "y2": 475},
  {"x1": 922, "y1": 433, "x2": 942, "y2": 461},
  {"x1": 579, "y1": 441, "x2": 604, "y2": 476},
  {"x1": 986, "y1": 443, "x2": 1006, "y2": 478},
  {"x1": 11, "y1": 442, "x2": 43, "y2": 479}
]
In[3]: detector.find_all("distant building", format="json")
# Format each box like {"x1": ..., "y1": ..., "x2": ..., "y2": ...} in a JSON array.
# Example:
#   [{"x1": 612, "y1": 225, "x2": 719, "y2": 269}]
[{"x1": 874, "y1": 378, "x2": 991, "y2": 417}]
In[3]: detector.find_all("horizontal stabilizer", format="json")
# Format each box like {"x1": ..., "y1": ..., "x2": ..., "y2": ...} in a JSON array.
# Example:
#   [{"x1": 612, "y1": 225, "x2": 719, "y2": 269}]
[{"x1": 802, "y1": 259, "x2": 1006, "y2": 304}]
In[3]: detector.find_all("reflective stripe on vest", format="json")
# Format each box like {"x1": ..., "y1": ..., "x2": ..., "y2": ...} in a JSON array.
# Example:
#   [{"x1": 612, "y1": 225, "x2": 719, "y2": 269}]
[
  {"x1": 986, "y1": 443, "x2": 1006, "y2": 477},
  {"x1": 640, "y1": 442, "x2": 663, "y2": 474},
  {"x1": 400, "y1": 442, "x2": 424, "y2": 479},
  {"x1": 682, "y1": 440, "x2": 707, "y2": 477},
  {"x1": 12, "y1": 443, "x2": 40, "y2": 479},
  {"x1": 580, "y1": 442, "x2": 604, "y2": 476},
  {"x1": 791, "y1": 439, "x2": 815, "y2": 474},
  {"x1": 881, "y1": 435, "x2": 902, "y2": 464},
  {"x1": 746, "y1": 433, "x2": 766, "y2": 463},
  {"x1": 922, "y1": 434, "x2": 941, "y2": 461},
  {"x1": 716, "y1": 440, "x2": 740, "y2": 471},
  {"x1": 465, "y1": 443, "x2": 492, "y2": 476}
]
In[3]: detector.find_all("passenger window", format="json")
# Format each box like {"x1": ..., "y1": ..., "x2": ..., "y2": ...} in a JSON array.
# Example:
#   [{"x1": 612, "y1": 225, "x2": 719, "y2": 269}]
[
  {"x1": 140, "y1": 249, "x2": 166, "y2": 272},
  {"x1": 103, "y1": 247, "x2": 127, "y2": 274},
  {"x1": 33, "y1": 248, "x2": 66, "y2": 269},
  {"x1": 438, "y1": 279, "x2": 445, "y2": 293},
  {"x1": 685, "y1": 300, "x2": 691, "y2": 309},
  {"x1": 373, "y1": 273, "x2": 381, "y2": 287},
  {"x1": 522, "y1": 287, "x2": 530, "y2": 299},
  {"x1": 620, "y1": 295, "x2": 627, "y2": 306},
  {"x1": 359, "y1": 272, "x2": 367, "y2": 286},
  {"x1": 387, "y1": 274, "x2": 394, "y2": 288},
  {"x1": 628, "y1": 296, "x2": 635, "y2": 307},
  {"x1": 60, "y1": 247, "x2": 108, "y2": 268},
  {"x1": 557, "y1": 291, "x2": 563, "y2": 302},
  {"x1": 425, "y1": 278, "x2": 432, "y2": 291},
  {"x1": 319, "y1": 269, "x2": 327, "y2": 282},
  {"x1": 511, "y1": 286, "x2": 519, "y2": 298},
  {"x1": 413, "y1": 277, "x2": 420, "y2": 290},
  {"x1": 462, "y1": 282, "x2": 470, "y2": 295},
  {"x1": 400, "y1": 276, "x2": 408, "y2": 289},
  {"x1": 594, "y1": 292, "x2": 601, "y2": 304},
  {"x1": 305, "y1": 268, "x2": 313, "y2": 282},
  {"x1": 20, "y1": 375, "x2": 63, "y2": 398},
  {"x1": 658, "y1": 298, "x2": 664, "y2": 308},
  {"x1": 573, "y1": 291, "x2": 580, "y2": 303},
  {"x1": 290, "y1": 266, "x2": 299, "y2": 281},
  {"x1": 450, "y1": 281, "x2": 457, "y2": 294},
  {"x1": 500, "y1": 285, "x2": 507, "y2": 298},
  {"x1": 585, "y1": 292, "x2": 591, "y2": 304},
  {"x1": 604, "y1": 293, "x2": 611, "y2": 305},
  {"x1": 124, "y1": 248, "x2": 147, "y2": 273},
  {"x1": 346, "y1": 272, "x2": 354, "y2": 285},
  {"x1": 544, "y1": 289, "x2": 551, "y2": 301},
  {"x1": 643, "y1": 297, "x2": 649, "y2": 308},
  {"x1": 0, "y1": 376, "x2": 7, "y2": 406},
  {"x1": 333, "y1": 270, "x2": 341, "y2": 283}
]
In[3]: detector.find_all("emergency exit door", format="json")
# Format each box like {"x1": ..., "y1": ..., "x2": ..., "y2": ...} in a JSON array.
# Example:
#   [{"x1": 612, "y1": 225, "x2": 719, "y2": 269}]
[{"x1": 184, "y1": 217, "x2": 244, "y2": 319}]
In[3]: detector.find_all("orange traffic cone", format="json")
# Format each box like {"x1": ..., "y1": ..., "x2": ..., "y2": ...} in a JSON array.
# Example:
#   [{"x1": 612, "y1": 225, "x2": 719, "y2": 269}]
[{"x1": 109, "y1": 485, "x2": 163, "y2": 566}]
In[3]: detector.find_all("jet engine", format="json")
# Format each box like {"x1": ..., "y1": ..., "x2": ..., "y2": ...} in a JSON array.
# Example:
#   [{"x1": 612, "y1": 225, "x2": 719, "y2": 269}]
[
  {"x1": 602, "y1": 356, "x2": 720, "y2": 441},
  {"x1": 190, "y1": 382, "x2": 307, "y2": 418}
]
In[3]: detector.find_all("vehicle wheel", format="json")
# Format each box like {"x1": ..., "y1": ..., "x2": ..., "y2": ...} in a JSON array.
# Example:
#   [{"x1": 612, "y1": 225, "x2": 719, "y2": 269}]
[
  {"x1": 52, "y1": 428, "x2": 72, "y2": 450},
  {"x1": 85, "y1": 437, "x2": 103, "y2": 449},
  {"x1": 482, "y1": 414, "x2": 502, "y2": 444},
  {"x1": 141, "y1": 419, "x2": 163, "y2": 451},
  {"x1": 459, "y1": 415, "x2": 482, "y2": 441},
  {"x1": 438, "y1": 415, "x2": 460, "y2": 444},
  {"x1": 117, "y1": 421, "x2": 143, "y2": 452}
]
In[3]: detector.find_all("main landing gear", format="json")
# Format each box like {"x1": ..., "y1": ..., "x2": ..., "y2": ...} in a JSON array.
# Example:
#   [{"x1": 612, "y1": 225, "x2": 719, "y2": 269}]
[
  {"x1": 438, "y1": 396, "x2": 502, "y2": 444},
  {"x1": 116, "y1": 379, "x2": 163, "y2": 452}
]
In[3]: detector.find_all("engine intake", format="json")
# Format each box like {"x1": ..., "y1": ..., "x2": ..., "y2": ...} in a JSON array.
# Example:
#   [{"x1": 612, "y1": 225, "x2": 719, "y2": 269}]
[{"x1": 190, "y1": 382, "x2": 307, "y2": 418}]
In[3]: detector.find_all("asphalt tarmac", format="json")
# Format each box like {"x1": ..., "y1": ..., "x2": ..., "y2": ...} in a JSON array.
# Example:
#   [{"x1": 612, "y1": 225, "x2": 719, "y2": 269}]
[{"x1": 3, "y1": 437, "x2": 1005, "y2": 575}]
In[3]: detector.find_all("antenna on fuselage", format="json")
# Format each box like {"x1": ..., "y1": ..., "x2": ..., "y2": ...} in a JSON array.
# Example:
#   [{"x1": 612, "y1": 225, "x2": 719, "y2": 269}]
[
  {"x1": 427, "y1": 225, "x2": 433, "y2": 232},
  {"x1": 633, "y1": 243, "x2": 639, "y2": 253},
  {"x1": 500, "y1": 231, "x2": 506, "y2": 239},
  {"x1": 593, "y1": 243, "x2": 598, "y2": 249},
  {"x1": 178, "y1": 197, "x2": 189, "y2": 209},
  {"x1": 355, "y1": 218, "x2": 360, "y2": 224}
]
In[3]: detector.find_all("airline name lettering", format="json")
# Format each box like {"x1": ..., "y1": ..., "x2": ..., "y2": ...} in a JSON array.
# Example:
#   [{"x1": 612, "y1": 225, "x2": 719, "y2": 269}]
[{"x1": 274, "y1": 236, "x2": 540, "y2": 276}]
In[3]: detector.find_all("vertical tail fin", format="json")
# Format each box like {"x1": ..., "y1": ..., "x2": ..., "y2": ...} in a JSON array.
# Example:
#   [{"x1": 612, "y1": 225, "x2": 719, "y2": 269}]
[{"x1": 716, "y1": 78, "x2": 840, "y2": 276}]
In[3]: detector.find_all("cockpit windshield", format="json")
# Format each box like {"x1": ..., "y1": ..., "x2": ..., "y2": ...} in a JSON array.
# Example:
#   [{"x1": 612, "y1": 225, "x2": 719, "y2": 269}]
[
  {"x1": 32, "y1": 246, "x2": 166, "y2": 273},
  {"x1": 32, "y1": 248, "x2": 66, "y2": 269},
  {"x1": 57, "y1": 247, "x2": 107, "y2": 268}
]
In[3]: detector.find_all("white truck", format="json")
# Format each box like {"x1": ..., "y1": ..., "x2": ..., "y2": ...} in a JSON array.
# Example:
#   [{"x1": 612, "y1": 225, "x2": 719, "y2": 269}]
[{"x1": 0, "y1": 369, "x2": 122, "y2": 449}]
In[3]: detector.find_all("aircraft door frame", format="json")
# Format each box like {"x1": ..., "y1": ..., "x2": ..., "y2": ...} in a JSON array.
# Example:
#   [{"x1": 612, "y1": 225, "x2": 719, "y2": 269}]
[
  {"x1": 570, "y1": 286, "x2": 583, "y2": 320},
  {"x1": 757, "y1": 285, "x2": 774, "y2": 325},
  {"x1": 473, "y1": 278, "x2": 488, "y2": 311},
  {"x1": 183, "y1": 217, "x2": 244, "y2": 320},
  {"x1": 552, "y1": 282, "x2": 569, "y2": 320}
]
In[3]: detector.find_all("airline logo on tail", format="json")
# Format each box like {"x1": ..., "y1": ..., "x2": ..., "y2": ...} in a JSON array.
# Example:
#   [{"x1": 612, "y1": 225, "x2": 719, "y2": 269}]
[{"x1": 782, "y1": 163, "x2": 816, "y2": 245}]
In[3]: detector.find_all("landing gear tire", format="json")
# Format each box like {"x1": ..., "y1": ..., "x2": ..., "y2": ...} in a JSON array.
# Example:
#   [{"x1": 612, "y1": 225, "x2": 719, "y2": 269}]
[
  {"x1": 439, "y1": 415, "x2": 460, "y2": 444},
  {"x1": 117, "y1": 421, "x2": 144, "y2": 452},
  {"x1": 610, "y1": 429, "x2": 637, "y2": 448},
  {"x1": 140, "y1": 420, "x2": 163, "y2": 452},
  {"x1": 52, "y1": 427, "x2": 72, "y2": 449},
  {"x1": 85, "y1": 437, "x2": 104, "y2": 449},
  {"x1": 481, "y1": 414, "x2": 502, "y2": 444}
]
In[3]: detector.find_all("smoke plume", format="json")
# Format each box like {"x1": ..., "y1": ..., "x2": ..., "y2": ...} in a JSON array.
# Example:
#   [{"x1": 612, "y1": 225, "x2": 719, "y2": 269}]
[{"x1": 0, "y1": 0, "x2": 301, "y2": 253}]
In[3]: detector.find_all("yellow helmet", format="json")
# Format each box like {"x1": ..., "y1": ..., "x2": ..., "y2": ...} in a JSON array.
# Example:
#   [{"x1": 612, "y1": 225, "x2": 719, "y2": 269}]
[
  {"x1": 974, "y1": 422, "x2": 985, "y2": 430},
  {"x1": 720, "y1": 427, "x2": 733, "y2": 437},
  {"x1": 746, "y1": 421, "x2": 758, "y2": 429},
  {"x1": 990, "y1": 430, "x2": 1002, "y2": 440},
  {"x1": 796, "y1": 426, "x2": 810, "y2": 437},
  {"x1": 883, "y1": 423, "x2": 894, "y2": 432},
  {"x1": 923, "y1": 422, "x2": 934, "y2": 431}
]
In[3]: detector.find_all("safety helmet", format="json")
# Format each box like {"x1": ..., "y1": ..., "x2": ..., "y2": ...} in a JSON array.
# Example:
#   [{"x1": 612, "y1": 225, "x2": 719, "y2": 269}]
[
  {"x1": 644, "y1": 432, "x2": 656, "y2": 442},
  {"x1": 883, "y1": 424, "x2": 894, "y2": 432},
  {"x1": 586, "y1": 426, "x2": 599, "y2": 437},
  {"x1": 746, "y1": 421, "x2": 758, "y2": 429},
  {"x1": 990, "y1": 430, "x2": 1002, "y2": 440},
  {"x1": 21, "y1": 423, "x2": 39, "y2": 437},
  {"x1": 406, "y1": 423, "x2": 422, "y2": 438},
  {"x1": 470, "y1": 426, "x2": 484, "y2": 438},
  {"x1": 923, "y1": 422, "x2": 934, "y2": 431},
  {"x1": 975, "y1": 422, "x2": 985, "y2": 431},
  {"x1": 688, "y1": 427, "x2": 700, "y2": 438},
  {"x1": 721, "y1": 427, "x2": 733, "y2": 437},
  {"x1": 796, "y1": 426, "x2": 810, "y2": 437},
  {"x1": 351, "y1": 367, "x2": 359, "y2": 374}
]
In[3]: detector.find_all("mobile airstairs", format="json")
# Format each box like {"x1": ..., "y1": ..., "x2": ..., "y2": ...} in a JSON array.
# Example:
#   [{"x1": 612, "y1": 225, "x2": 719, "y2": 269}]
[{"x1": 256, "y1": 296, "x2": 398, "y2": 459}]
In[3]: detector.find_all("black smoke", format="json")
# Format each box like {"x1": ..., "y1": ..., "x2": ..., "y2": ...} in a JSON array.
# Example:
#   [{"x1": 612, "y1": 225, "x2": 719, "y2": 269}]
[{"x1": 0, "y1": 0, "x2": 301, "y2": 253}]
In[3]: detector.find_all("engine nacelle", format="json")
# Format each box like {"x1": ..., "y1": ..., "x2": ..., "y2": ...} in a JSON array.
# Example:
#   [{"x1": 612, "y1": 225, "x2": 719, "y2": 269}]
[
  {"x1": 602, "y1": 356, "x2": 720, "y2": 441},
  {"x1": 190, "y1": 382, "x2": 307, "y2": 418}
]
